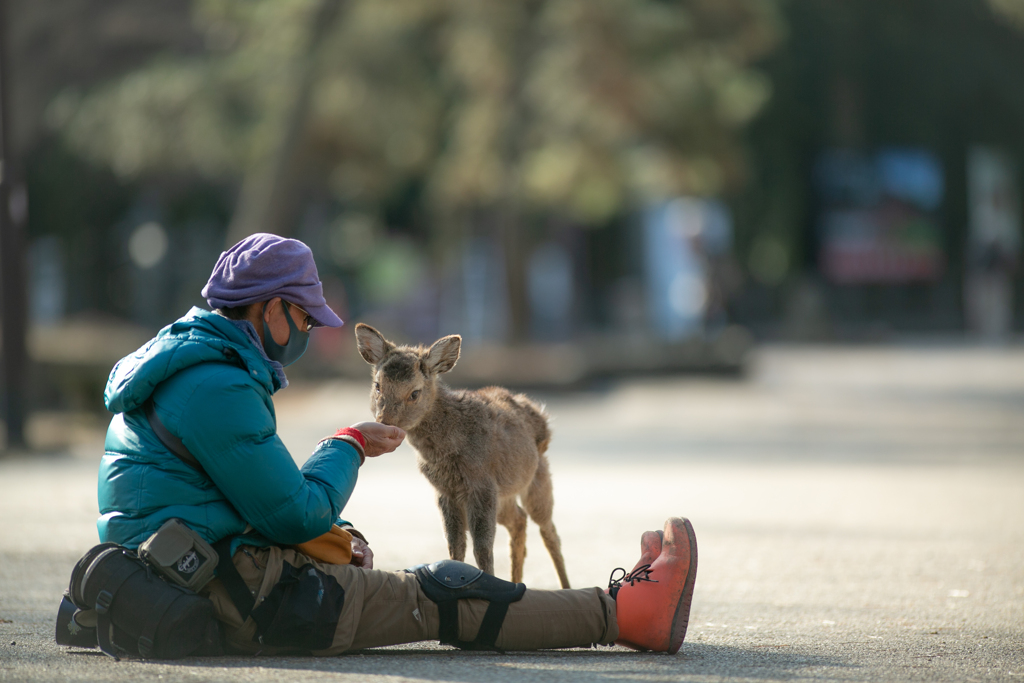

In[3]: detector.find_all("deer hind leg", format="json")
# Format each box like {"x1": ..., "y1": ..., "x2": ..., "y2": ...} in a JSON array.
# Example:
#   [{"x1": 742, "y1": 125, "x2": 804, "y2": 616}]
[
  {"x1": 497, "y1": 497, "x2": 528, "y2": 583},
  {"x1": 523, "y1": 455, "x2": 571, "y2": 588},
  {"x1": 437, "y1": 493, "x2": 467, "y2": 562},
  {"x1": 467, "y1": 485, "x2": 497, "y2": 575}
]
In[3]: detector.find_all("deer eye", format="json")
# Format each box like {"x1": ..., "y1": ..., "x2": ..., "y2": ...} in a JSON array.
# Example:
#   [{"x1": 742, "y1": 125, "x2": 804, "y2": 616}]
[
  {"x1": 374, "y1": 382, "x2": 381, "y2": 393},
  {"x1": 410, "y1": 390, "x2": 421, "y2": 401}
]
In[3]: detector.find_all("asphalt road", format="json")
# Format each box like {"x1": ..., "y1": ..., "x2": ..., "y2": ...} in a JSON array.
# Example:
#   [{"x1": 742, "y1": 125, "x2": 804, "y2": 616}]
[{"x1": 1, "y1": 344, "x2": 1022, "y2": 682}]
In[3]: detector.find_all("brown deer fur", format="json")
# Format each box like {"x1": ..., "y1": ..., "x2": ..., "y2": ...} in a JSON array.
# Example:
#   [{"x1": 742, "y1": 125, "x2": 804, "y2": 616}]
[{"x1": 355, "y1": 323, "x2": 570, "y2": 588}]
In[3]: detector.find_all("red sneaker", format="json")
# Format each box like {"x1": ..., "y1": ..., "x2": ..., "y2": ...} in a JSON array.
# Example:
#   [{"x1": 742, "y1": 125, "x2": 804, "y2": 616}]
[{"x1": 611, "y1": 517, "x2": 697, "y2": 654}]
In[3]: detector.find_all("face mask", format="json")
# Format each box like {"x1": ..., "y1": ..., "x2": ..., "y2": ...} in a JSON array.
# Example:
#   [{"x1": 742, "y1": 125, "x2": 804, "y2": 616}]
[{"x1": 262, "y1": 301, "x2": 310, "y2": 366}]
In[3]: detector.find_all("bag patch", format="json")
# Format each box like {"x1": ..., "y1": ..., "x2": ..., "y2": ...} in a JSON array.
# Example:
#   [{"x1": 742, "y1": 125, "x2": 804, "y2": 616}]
[{"x1": 138, "y1": 519, "x2": 218, "y2": 591}]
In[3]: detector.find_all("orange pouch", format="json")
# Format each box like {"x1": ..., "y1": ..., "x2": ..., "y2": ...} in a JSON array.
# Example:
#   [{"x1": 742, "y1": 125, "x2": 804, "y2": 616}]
[{"x1": 290, "y1": 525, "x2": 353, "y2": 565}]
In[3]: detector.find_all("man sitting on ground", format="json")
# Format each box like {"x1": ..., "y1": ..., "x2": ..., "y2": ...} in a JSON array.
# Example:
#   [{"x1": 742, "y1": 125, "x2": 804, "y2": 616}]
[{"x1": 98, "y1": 232, "x2": 698, "y2": 654}]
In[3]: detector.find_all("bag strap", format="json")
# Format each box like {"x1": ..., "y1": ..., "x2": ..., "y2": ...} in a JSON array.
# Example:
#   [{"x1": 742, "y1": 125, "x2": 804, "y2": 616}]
[
  {"x1": 91, "y1": 549, "x2": 146, "y2": 660},
  {"x1": 144, "y1": 399, "x2": 207, "y2": 476},
  {"x1": 134, "y1": 585, "x2": 182, "y2": 659},
  {"x1": 141, "y1": 345, "x2": 244, "y2": 475},
  {"x1": 95, "y1": 590, "x2": 123, "y2": 660},
  {"x1": 143, "y1": 400, "x2": 254, "y2": 622},
  {"x1": 213, "y1": 537, "x2": 256, "y2": 623},
  {"x1": 436, "y1": 599, "x2": 513, "y2": 652}
]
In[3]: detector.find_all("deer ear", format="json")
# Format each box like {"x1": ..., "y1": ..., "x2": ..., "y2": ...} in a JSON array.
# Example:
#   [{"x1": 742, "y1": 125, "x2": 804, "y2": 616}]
[
  {"x1": 424, "y1": 335, "x2": 461, "y2": 374},
  {"x1": 355, "y1": 323, "x2": 393, "y2": 365}
]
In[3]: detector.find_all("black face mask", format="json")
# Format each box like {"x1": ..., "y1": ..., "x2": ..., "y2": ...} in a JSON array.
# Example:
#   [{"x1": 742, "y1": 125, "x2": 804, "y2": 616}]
[{"x1": 262, "y1": 301, "x2": 310, "y2": 366}]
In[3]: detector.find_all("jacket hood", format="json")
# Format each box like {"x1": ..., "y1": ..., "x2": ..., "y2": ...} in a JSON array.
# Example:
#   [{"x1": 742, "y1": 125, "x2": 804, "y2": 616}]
[{"x1": 104, "y1": 307, "x2": 280, "y2": 414}]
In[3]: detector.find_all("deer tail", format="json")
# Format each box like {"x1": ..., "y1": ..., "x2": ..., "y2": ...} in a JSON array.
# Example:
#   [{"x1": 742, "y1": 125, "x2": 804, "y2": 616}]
[{"x1": 512, "y1": 393, "x2": 551, "y2": 454}]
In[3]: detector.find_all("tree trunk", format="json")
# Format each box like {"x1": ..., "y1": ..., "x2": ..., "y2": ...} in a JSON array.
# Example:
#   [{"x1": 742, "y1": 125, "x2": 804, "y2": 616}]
[
  {"x1": 497, "y1": 0, "x2": 544, "y2": 344},
  {"x1": 0, "y1": 0, "x2": 28, "y2": 449},
  {"x1": 225, "y1": 0, "x2": 345, "y2": 246}
]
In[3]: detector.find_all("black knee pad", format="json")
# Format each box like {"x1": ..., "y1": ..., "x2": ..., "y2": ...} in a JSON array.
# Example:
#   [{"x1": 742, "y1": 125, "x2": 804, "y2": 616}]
[{"x1": 408, "y1": 560, "x2": 525, "y2": 651}]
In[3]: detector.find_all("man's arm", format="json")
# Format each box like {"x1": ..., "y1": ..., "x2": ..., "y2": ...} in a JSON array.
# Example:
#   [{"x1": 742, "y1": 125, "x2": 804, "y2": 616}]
[{"x1": 176, "y1": 370, "x2": 360, "y2": 545}]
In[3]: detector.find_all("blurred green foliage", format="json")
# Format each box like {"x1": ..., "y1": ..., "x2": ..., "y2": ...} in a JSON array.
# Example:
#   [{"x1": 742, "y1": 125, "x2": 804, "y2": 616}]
[
  {"x1": 49, "y1": 0, "x2": 782, "y2": 228},
  {"x1": 989, "y1": 0, "x2": 1024, "y2": 27},
  {"x1": 22, "y1": 0, "x2": 1024, "y2": 335}
]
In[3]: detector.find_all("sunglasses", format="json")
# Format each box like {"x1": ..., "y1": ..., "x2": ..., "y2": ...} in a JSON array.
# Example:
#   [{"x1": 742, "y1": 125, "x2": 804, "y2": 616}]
[{"x1": 285, "y1": 302, "x2": 315, "y2": 332}]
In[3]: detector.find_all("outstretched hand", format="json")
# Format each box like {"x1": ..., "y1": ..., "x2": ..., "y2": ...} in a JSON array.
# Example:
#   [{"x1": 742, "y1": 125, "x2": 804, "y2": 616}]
[{"x1": 351, "y1": 421, "x2": 406, "y2": 458}]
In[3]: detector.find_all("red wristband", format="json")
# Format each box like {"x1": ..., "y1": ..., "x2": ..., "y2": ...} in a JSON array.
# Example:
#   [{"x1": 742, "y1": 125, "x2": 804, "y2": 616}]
[{"x1": 333, "y1": 427, "x2": 367, "y2": 449}]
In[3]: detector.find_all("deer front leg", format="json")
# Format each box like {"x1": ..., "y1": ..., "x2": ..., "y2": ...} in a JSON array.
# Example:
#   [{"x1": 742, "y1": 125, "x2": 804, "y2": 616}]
[
  {"x1": 467, "y1": 485, "x2": 497, "y2": 575},
  {"x1": 437, "y1": 493, "x2": 467, "y2": 562}
]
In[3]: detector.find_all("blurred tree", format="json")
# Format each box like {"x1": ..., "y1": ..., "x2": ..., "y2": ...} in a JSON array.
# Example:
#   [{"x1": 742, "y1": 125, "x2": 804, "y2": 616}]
[
  {"x1": 734, "y1": 0, "x2": 1024, "y2": 333},
  {"x1": 48, "y1": 0, "x2": 781, "y2": 340},
  {"x1": 430, "y1": 0, "x2": 780, "y2": 337},
  {"x1": 3, "y1": 0, "x2": 201, "y2": 437},
  {"x1": 226, "y1": 0, "x2": 346, "y2": 244},
  {"x1": 10, "y1": 0, "x2": 201, "y2": 154}
]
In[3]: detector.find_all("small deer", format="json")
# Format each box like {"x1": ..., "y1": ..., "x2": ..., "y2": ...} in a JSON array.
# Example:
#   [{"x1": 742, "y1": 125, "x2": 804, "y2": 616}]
[{"x1": 355, "y1": 323, "x2": 570, "y2": 588}]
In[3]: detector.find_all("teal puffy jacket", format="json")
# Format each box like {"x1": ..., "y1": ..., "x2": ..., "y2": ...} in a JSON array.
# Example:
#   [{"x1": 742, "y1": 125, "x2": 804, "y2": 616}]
[{"x1": 99, "y1": 307, "x2": 360, "y2": 550}]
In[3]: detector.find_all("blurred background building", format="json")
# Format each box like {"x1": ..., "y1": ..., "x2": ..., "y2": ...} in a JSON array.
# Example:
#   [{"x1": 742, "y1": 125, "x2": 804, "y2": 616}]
[{"x1": 3, "y1": 0, "x2": 1024, "y2": 440}]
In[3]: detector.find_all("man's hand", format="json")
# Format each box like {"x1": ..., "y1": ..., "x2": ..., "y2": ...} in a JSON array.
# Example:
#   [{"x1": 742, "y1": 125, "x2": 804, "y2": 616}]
[
  {"x1": 350, "y1": 421, "x2": 406, "y2": 458},
  {"x1": 350, "y1": 536, "x2": 374, "y2": 569}
]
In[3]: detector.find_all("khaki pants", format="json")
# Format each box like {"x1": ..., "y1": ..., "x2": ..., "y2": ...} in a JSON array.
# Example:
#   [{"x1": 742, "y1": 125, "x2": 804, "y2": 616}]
[{"x1": 205, "y1": 545, "x2": 618, "y2": 655}]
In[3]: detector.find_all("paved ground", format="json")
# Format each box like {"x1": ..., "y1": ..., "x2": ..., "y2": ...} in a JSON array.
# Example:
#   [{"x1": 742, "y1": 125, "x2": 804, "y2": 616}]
[{"x1": 1, "y1": 344, "x2": 1022, "y2": 682}]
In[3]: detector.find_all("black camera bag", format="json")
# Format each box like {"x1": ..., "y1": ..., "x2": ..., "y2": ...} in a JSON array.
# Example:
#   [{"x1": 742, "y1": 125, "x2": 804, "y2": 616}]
[{"x1": 58, "y1": 542, "x2": 222, "y2": 660}]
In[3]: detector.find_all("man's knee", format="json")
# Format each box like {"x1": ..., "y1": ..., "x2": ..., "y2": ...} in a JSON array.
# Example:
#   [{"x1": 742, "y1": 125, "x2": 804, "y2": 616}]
[{"x1": 408, "y1": 560, "x2": 525, "y2": 651}]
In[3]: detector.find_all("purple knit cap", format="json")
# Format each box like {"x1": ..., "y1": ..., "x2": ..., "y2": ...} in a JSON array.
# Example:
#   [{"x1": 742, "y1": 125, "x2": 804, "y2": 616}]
[{"x1": 202, "y1": 233, "x2": 343, "y2": 328}]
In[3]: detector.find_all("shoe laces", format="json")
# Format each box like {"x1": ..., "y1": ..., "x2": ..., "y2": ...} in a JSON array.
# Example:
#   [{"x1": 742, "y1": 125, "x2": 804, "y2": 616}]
[{"x1": 607, "y1": 563, "x2": 658, "y2": 599}]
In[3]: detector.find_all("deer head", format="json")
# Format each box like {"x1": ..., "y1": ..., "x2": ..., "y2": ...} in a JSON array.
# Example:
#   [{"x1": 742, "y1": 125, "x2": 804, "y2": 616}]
[{"x1": 354, "y1": 323, "x2": 462, "y2": 430}]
